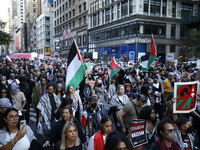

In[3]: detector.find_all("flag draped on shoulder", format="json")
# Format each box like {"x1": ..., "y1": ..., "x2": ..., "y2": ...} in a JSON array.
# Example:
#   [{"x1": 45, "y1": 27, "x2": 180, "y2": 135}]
[
  {"x1": 65, "y1": 39, "x2": 87, "y2": 91},
  {"x1": 110, "y1": 58, "x2": 121, "y2": 83},
  {"x1": 141, "y1": 34, "x2": 157, "y2": 71}
]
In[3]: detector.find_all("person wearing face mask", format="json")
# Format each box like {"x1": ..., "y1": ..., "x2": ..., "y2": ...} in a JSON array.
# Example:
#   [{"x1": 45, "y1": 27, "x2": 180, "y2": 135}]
[
  {"x1": 82, "y1": 95, "x2": 102, "y2": 142},
  {"x1": 0, "y1": 76, "x2": 8, "y2": 91},
  {"x1": 175, "y1": 117, "x2": 195, "y2": 150},
  {"x1": 152, "y1": 118, "x2": 181, "y2": 150}
]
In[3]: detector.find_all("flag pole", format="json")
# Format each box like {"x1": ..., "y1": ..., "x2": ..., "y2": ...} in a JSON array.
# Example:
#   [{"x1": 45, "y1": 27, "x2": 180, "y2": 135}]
[{"x1": 72, "y1": 37, "x2": 86, "y2": 72}]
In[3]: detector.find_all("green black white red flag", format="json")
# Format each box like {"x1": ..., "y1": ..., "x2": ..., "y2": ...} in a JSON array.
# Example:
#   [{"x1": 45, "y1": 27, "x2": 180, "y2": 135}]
[
  {"x1": 110, "y1": 57, "x2": 121, "y2": 83},
  {"x1": 65, "y1": 39, "x2": 87, "y2": 91},
  {"x1": 141, "y1": 34, "x2": 157, "y2": 71}
]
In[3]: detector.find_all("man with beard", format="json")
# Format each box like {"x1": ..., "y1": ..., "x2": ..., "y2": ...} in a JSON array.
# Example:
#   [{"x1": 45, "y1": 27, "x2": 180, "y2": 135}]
[{"x1": 82, "y1": 95, "x2": 102, "y2": 142}]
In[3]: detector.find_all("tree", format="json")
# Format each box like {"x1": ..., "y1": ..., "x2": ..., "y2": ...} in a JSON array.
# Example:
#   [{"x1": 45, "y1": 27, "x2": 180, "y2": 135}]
[{"x1": 0, "y1": 21, "x2": 12, "y2": 46}]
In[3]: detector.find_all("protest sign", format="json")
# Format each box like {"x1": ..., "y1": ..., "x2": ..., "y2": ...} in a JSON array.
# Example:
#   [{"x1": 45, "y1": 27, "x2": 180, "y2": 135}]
[
  {"x1": 130, "y1": 119, "x2": 148, "y2": 148},
  {"x1": 166, "y1": 54, "x2": 174, "y2": 66},
  {"x1": 173, "y1": 81, "x2": 199, "y2": 113},
  {"x1": 197, "y1": 60, "x2": 200, "y2": 69}
]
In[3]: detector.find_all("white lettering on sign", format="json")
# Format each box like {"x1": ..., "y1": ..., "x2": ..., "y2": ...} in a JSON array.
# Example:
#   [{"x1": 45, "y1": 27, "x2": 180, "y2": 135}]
[
  {"x1": 125, "y1": 38, "x2": 151, "y2": 44},
  {"x1": 125, "y1": 39, "x2": 136, "y2": 44},
  {"x1": 132, "y1": 131, "x2": 144, "y2": 138}
]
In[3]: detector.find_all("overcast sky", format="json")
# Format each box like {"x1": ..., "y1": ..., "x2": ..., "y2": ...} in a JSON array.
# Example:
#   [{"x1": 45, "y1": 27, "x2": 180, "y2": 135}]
[{"x1": 0, "y1": 0, "x2": 9, "y2": 22}]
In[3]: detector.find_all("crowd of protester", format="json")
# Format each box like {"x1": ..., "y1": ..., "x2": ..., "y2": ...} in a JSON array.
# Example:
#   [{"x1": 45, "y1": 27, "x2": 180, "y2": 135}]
[{"x1": 0, "y1": 58, "x2": 200, "y2": 150}]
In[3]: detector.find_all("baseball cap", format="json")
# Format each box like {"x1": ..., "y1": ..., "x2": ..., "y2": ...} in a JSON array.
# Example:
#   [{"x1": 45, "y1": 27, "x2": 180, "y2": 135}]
[{"x1": 137, "y1": 94, "x2": 147, "y2": 103}]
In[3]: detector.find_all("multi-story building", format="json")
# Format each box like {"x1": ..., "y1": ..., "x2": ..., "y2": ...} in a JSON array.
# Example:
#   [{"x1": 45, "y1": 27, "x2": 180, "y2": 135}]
[
  {"x1": 9, "y1": 0, "x2": 18, "y2": 53},
  {"x1": 26, "y1": 0, "x2": 38, "y2": 52},
  {"x1": 17, "y1": 0, "x2": 26, "y2": 28},
  {"x1": 87, "y1": 0, "x2": 199, "y2": 63},
  {"x1": 53, "y1": 0, "x2": 88, "y2": 58},
  {"x1": 35, "y1": 0, "x2": 54, "y2": 54},
  {"x1": 36, "y1": 12, "x2": 54, "y2": 54}
]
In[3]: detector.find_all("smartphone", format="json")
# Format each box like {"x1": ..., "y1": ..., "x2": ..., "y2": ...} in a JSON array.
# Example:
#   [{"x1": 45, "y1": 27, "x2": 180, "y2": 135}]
[{"x1": 20, "y1": 120, "x2": 26, "y2": 130}]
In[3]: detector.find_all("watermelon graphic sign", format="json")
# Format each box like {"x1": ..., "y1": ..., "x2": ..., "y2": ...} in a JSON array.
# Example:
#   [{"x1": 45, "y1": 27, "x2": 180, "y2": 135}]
[{"x1": 173, "y1": 81, "x2": 199, "y2": 113}]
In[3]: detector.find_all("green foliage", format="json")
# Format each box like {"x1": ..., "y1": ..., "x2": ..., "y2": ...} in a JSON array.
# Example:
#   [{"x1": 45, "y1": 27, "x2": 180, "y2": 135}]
[
  {"x1": 0, "y1": 30, "x2": 12, "y2": 45},
  {"x1": 0, "y1": 21, "x2": 12, "y2": 45},
  {"x1": 189, "y1": 30, "x2": 200, "y2": 50}
]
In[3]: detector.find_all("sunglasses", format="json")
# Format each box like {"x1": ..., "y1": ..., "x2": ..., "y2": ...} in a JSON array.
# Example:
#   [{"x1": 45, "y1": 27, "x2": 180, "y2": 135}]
[{"x1": 1, "y1": 91, "x2": 6, "y2": 94}]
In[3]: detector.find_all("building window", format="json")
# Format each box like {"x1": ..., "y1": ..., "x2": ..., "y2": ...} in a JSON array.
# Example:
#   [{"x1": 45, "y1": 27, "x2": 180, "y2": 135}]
[
  {"x1": 171, "y1": 24, "x2": 176, "y2": 39},
  {"x1": 54, "y1": 11, "x2": 56, "y2": 17},
  {"x1": 73, "y1": 21, "x2": 75, "y2": 28},
  {"x1": 54, "y1": 1, "x2": 56, "y2": 8},
  {"x1": 111, "y1": 6, "x2": 114, "y2": 21},
  {"x1": 69, "y1": 22, "x2": 71, "y2": 29},
  {"x1": 84, "y1": 2, "x2": 86, "y2": 11},
  {"x1": 63, "y1": 16, "x2": 65, "y2": 22},
  {"x1": 117, "y1": 3, "x2": 120, "y2": 19},
  {"x1": 78, "y1": 36, "x2": 81, "y2": 46},
  {"x1": 93, "y1": 14, "x2": 97, "y2": 27},
  {"x1": 83, "y1": 34, "x2": 86, "y2": 45},
  {"x1": 144, "y1": 0, "x2": 149, "y2": 14},
  {"x1": 105, "y1": 8, "x2": 110, "y2": 23},
  {"x1": 60, "y1": 7, "x2": 61, "y2": 14},
  {"x1": 62, "y1": 5, "x2": 64, "y2": 12},
  {"x1": 46, "y1": 17, "x2": 50, "y2": 20},
  {"x1": 157, "y1": 44, "x2": 165, "y2": 52},
  {"x1": 33, "y1": 4, "x2": 36, "y2": 7},
  {"x1": 102, "y1": 10, "x2": 104, "y2": 24},
  {"x1": 66, "y1": 14, "x2": 68, "y2": 20},
  {"x1": 152, "y1": 23, "x2": 166, "y2": 37},
  {"x1": 57, "y1": 9, "x2": 59, "y2": 16},
  {"x1": 121, "y1": 0, "x2": 128, "y2": 18},
  {"x1": 79, "y1": 5, "x2": 81, "y2": 13},
  {"x1": 73, "y1": 9, "x2": 75, "y2": 16},
  {"x1": 60, "y1": 17, "x2": 62, "y2": 23},
  {"x1": 55, "y1": 21, "x2": 56, "y2": 26},
  {"x1": 129, "y1": 0, "x2": 133, "y2": 15},
  {"x1": 105, "y1": 0, "x2": 109, "y2": 6},
  {"x1": 69, "y1": 0, "x2": 71, "y2": 7},
  {"x1": 73, "y1": 0, "x2": 75, "y2": 5},
  {"x1": 79, "y1": 18, "x2": 81, "y2": 26},
  {"x1": 181, "y1": 3, "x2": 193, "y2": 16},
  {"x1": 162, "y1": 0, "x2": 166, "y2": 16},
  {"x1": 84, "y1": 16, "x2": 86, "y2": 24},
  {"x1": 69, "y1": 11, "x2": 71, "y2": 18},
  {"x1": 150, "y1": 0, "x2": 161, "y2": 16},
  {"x1": 65, "y1": 2, "x2": 68, "y2": 9},
  {"x1": 33, "y1": 9, "x2": 36, "y2": 13},
  {"x1": 172, "y1": 1, "x2": 176, "y2": 17},
  {"x1": 170, "y1": 45, "x2": 176, "y2": 52}
]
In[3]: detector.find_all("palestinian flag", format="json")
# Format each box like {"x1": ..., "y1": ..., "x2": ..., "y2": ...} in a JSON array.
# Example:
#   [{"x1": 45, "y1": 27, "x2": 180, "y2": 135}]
[
  {"x1": 110, "y1": 58, "x2": 121, "y2": 83},
  {"x1": 141, "y1": 34, "x2": 157, "y2": 71},
  {"x1": 6, "y1": 55, "x2": 12, "y2": 63},
  {"x1": 33, "y1": 45, "x2": 37, "y2": 53},
  {"x1": 65, "y1": 40, "x2": 87, "y2": 91}
]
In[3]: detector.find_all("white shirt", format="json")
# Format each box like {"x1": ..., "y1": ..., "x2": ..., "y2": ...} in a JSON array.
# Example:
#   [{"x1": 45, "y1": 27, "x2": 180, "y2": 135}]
[{"x1": 5, "y1": 132, "x2": 30, "y2": 150}]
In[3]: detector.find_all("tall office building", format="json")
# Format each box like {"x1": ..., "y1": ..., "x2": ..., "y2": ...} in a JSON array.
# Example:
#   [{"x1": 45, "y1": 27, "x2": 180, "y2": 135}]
[
  {"x1": 87, "y1": 0, "x2": 200, "y2": 63},
  {"x1": 26, "y1": 0, "x2": 38, "y2": 52},
  {"x1": 53, "y1": 0, "x2": 88, "y2": 57}
]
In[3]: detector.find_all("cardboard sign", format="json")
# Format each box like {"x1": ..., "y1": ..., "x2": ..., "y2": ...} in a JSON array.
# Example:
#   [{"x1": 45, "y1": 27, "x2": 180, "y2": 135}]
[
  {"x1": 173, "y1": 81, "x2": 199, "y2": 113},
  {"x1": 130, "y1": 119, "x2": 148, "y2": 148}
]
